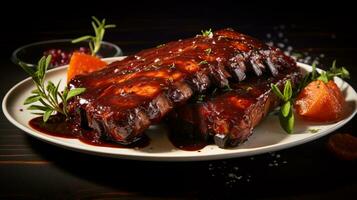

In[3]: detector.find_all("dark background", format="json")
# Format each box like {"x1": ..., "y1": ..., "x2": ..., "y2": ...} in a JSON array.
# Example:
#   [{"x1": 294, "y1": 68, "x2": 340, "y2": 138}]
[
  {"x1": 1, "y1": 1, "x2": 357, "y2": 84},
  {"x1": 0, "y1": 1, "x2": 356, "y2": 199}
]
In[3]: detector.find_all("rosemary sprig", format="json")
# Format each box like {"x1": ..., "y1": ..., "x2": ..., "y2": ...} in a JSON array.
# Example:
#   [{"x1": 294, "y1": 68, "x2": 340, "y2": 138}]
[
  {"x1": 271, "y1": 80, "x2": 294, "y2": 134},
  {"x1": 20, "y1": 56, "x2": 86, "y2": 122},
  {"x1": 72, "y1": 16, "x2": 116, "y2": 56}
]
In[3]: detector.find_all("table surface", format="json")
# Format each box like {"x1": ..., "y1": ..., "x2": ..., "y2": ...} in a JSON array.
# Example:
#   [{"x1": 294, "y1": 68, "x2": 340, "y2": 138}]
[{"x1": 0, "y1": 3, "x2": 356, "y2": 199}]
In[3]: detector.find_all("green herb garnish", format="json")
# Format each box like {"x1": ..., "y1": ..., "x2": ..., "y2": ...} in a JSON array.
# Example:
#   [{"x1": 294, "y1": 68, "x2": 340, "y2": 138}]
[
  {"x1": 20, "y1": 56, "x2": 86, "y2": 122},
  {"x1": 317, "y1": 60, "x2": 349, "y2": 83},
  {"x1": 157, "y1": 44, "x2": 165, "y2": 48},
  {"x1": 222, "y1": 84, "x2": 233, "y2": 92},
  {"x1": 308, "y1": 128, "x2": 320, "y2": 133},
  {"x1": 211, "y1": 88, "x2": 218, "y2": 95},
  {"x1": 201, "y1": 29, "x2": 213, "y2": 38},
  {"x1": 291, "y1": 52, "x2": 303, "y2": 59},
  {"x1": 272, "y1": 60, "x2": 350, "y2": 134},
  {"x1": 205, "y1": 48, "x2": 212, "y2": 55},
  {"x1": 196, "y1": 94, "x2": 206, "y2": 103},
  {"x1": 296, "y1": 60, "x2": 349, "y2": 96},
  {"x1": 199, "y1": 60, "x2": 208, "y2": 65},
  {"x1": 72, "y1": 16, "x2": 116, "y2": 56},
  {"x1": 271, "y1": 80, "x2": 294, "y2": 133},
  {"x1": 245, "y1": 86, "x2": 253, "y2": 92}
]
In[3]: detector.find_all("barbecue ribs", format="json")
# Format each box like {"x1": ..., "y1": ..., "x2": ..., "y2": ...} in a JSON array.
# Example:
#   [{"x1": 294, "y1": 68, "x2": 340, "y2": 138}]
[
  {"x1": 169, "y1": 67, "x2": 301, "y2": 148},
  {"x1": 67, "y1": 28, "x2": 297, "y2": 145}
]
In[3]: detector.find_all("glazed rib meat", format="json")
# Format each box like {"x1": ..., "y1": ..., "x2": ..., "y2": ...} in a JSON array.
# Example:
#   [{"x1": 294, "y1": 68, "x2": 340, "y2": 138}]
[
  {"x1": 67, "y1": 28, "x2": 296, "y2": 145},
  {"x1": 169, "y1": 67, "x2": 301, "y2": 148}
]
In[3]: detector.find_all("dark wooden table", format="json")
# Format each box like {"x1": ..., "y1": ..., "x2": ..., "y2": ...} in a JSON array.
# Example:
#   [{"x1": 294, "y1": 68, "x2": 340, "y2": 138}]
[{"x1": 1, "y1": 3, "x2": 356, "y2": 199}]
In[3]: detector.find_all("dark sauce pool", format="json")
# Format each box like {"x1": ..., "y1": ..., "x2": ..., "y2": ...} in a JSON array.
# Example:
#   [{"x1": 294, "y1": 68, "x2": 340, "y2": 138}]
[
  {"x1": 29, "y1": 115, "x2": 206, "y2": 151},
  {"x1": 168, "y1": 132, "x2": 207, "y2": 151}
]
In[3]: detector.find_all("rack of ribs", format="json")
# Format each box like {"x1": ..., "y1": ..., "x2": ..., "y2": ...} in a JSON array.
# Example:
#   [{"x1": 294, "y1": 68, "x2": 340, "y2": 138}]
[
  {"x1": 67, "y1": 28, "x2": 298, "y2": 145},
  {"x1": 169, "y1": 67, "x2": 301, "y2": 148}
]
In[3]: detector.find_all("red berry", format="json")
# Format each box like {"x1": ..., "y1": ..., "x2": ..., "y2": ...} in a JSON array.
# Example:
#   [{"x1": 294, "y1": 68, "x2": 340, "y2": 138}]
[{"x1": 43, "y1": 47, "x2": 91, "y2": 68}]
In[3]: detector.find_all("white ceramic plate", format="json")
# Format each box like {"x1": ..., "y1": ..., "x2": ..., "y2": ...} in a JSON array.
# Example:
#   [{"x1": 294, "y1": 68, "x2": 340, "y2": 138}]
[{"x1": 2, "y1": 57, "x2": 357, "y2": 161}]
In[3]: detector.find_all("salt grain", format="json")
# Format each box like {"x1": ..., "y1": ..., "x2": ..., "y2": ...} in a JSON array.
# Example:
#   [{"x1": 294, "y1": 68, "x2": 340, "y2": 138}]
[
  {"x1": 277, "y1": 43, "x2": 285, "y2": 48},
  {"x1": 266, "y1": 42, "x2": 274, "y2": 47},
  {"x1": 278, "y1": 32, "x2": 284, "y2": 38}
]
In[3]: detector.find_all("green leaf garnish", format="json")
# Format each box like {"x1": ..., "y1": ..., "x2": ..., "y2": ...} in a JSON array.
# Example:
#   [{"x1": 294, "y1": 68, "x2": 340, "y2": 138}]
[
  {"x1": 283, "y1": 79, "x2": 292, "y2": 100},
  {"x1": 273, "y1": 60, "x2": 350, "y2": 134},
  {"x1": 308, "y1": 128, "x2": 320, "y2": 133},
  {"x1": 295, "y1": 60, "x2": 350, "y2": 97},
  {"x1": 72, "y1": 16, "x2": 116, "y2": 56},
  {"x1": 43, "y1": 109, "x2": 54, "y2": 122},
  {"x1": 271, "y1": 80, "x2": 294, "y2": 134},
  {"x1": 20, "y1": 56, "x2": 86, "y2": 122},
  {"x1": 311, "y1": 62, "x2": 318, "y2": 80},
  {"x1": 271, "y1": 83, "x2": 285, "y2": 100},
  {"x1": 324, "y1": 60, "x2": 350, "y2": 81},
  {"x1": 196, "y1": 94, "x2": 206, "y2": 103},
  {"x1": 308, "y1": 60, "x2": 348, "y2": 84},
  {"x1": 201, "y1": 29, "x2": 213, "y2": 38},
  {"x1": 24, "y1": 95, "x2": 41, "y2": 105},
  {"x1": 28, "y1": 105, "x2": 49, "y2": 111},
  {"x1": 157, "y1": 44, "x2": 165, "y2": 48},
  {"x1": 291, "y1": 52, "x2": 303, "y2": 59},
  {"x1": 205, "y1": 48, "x2": 212, "y2": 55},
  {"x1": 281, "y1": 101, "x2": 291, "y2": 117},
  {"x1": 279, "y1": 107, "x2": 294, "y2": 134},
  {"x1": 317, "y1": 72, "x2": 328, "y2": 83},
  {"x1": 66, "y1": 88, "x2": 86, "y2": 101},
  {"x1": 199, "y1": 60, "x2": 208, "y2": 65}
]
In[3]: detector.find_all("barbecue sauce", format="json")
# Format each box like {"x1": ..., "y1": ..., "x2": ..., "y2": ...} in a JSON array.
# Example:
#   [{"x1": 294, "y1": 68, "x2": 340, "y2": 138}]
[
  {"x1": 29, "y1": 114, "x2": 149, "y2": 149},
  {"x1": 168, "y1": 133, "x2": 207, "y2": 151},
  {"x1": 29, "y1": 115, "x2": 205, "y2": 151},
  {"x1": 167, "y1": 111, "x2": 208, "y2": 151}
]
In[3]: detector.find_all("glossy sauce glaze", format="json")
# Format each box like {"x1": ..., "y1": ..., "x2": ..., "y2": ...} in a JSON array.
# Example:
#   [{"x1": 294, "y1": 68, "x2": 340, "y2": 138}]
[
  {"x1": 169, "y1": 67, "x2": 301, "y2": 148},
  {"x1": 29, "y1": 29, "x2": 297, "y2": 150},
  {"x1": 29, "y1": 114, "x2": 150, "y2": 148},
  {"x1": 168, "y1": 136, "x2": 207, "y2": 151},
  {"x1": 66, "y1": 28, "x2": 296, "y2": 145},
  {"x1": 29, "y1": 114, "x2": 206, "y2": 150}
]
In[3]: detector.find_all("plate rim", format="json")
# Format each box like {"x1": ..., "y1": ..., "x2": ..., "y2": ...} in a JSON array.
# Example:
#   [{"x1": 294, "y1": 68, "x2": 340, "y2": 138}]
[{"x1": 2, "y1": 58, "x2": 357, "y2": 161}]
